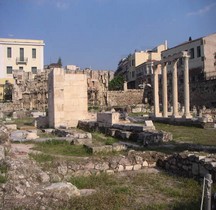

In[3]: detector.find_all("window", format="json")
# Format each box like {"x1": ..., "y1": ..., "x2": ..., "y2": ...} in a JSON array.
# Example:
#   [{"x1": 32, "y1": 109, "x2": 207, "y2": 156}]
[
  {"x1": 20, "y1": 48, "x2": 24, "y2": 61},
  {"x1": 7, "y1": 47, "x2": 12, "y2": 58},
  {"x1": 197, "y1": 46, "x2": 201, "y2": 58},
  {"x1": 31, "y1": 67, "x2": 37, "y2": 74},
  {"x1": 32, "y1": 48, "x2": 36, "y2": 58},
  {"x1": 190, "y1": 48, "x2": 194, "y2": 59},
  {"x1": 19, "y1": 67, "x2": 23, "y2": 70},
  {"x1": 6, "y1": 66, "x2": 13, "y2": 74}
]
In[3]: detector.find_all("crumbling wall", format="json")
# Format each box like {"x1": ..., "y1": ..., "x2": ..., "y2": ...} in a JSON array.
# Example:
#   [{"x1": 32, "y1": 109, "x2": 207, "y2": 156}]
[
  {"x1": 12, "y1": 70, "x2": 49, "y2": 111},
  {"x1": 107, "y1": 90, "x2": 144, "y2": 107}
]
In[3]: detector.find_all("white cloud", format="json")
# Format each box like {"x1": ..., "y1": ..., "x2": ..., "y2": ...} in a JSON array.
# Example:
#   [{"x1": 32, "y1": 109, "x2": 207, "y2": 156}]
[{"x1": 187, "y1": 2, "x2": 216, "y2": 16}]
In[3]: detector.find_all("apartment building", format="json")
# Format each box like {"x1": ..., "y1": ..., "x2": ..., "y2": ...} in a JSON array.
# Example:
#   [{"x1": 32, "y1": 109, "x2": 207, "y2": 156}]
[
  {"x1": 0, "y1": 38, "x2": 44, "y2": 100},
  {"x1": 161, "y1": 33, "x2": 216, "y2": 81},
  {"x1": 115, "y1": 42, "x2": 167, "y2": 88}
]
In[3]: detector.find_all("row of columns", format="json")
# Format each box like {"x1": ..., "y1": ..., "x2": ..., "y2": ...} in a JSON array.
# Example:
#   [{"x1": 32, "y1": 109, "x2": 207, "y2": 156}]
[{"x1": 153, "y1": 51, "x2": 192, "y2": 119}]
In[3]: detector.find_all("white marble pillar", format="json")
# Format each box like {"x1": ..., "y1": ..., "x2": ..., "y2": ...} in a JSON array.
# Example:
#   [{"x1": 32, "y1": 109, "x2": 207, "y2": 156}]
[
  {"x1": 162, "y1": 63, "x2": 168, "y2": 117},
  {"x1": 183, "y1": 53, "x2": 192, "y2": 118},
  {"x1": 153, "y1": 64, "x2": 160, "y2": 117},
  {"x1": 172, "y1": 60, "x2": 179, "y2": 118}
]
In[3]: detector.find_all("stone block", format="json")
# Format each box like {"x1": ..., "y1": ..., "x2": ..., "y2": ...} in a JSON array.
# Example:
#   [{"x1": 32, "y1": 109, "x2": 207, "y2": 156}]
[
  {"x1": 5, "y1": 124, "x2": 17, "y2": 130},
  {"x1": 117, "y1": 165, "x2": 124, "y2": 172},
  {"x1": 114, "y1": 130, "x2": 131, "y2": 139},
  {"x1": 125, "y1": 165, "x2": 133, "y2": 171},
  {"x1": 112, "y1": 143, "x2": 127, "y2": 152},
  {"x1": 144, "y1": 120, "x2": 155, "y2": 130},
  {"x1": 142, "y1": 161, "x2": 148, "y2": 167},
  {"x1": 199, "y1": 165, "x2": 209, "y2": 177},
  {"x1": 97, "y1": 112, "x2": 120, "y2": 126},
  {"x1": 192, "y1": 163, "x2": 199, "y2": 175},
  {"x1": 26, "y1": 132, "x2": 39, "y2": 140},
  {"x1": 133, "y1": 164, "x2": 142, "y2": 171},
  {"x1": 95, "y1": 163, "x2": 109, "y2": 171},
  {"x1": 106, "y1": 170, "x2": 115, "y2": 174}
]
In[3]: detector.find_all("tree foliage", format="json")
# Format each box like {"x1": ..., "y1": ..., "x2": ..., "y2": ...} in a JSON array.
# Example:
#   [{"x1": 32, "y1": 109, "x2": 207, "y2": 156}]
[
  {"x1": 4, "y1": 81, "x2": 13, "y2": 101},
  {"x1": 108, "y1": 76, "x2": 124, "y2": 91},
  {"x1": 57, "y1": 57, "x2": 62, "y2": 67}
]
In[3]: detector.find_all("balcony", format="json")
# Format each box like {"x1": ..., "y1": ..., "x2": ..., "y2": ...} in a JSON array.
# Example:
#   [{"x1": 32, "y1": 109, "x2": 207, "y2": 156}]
[{"x1": 16, "y1": 57, "x2": 28, "y2": 65}]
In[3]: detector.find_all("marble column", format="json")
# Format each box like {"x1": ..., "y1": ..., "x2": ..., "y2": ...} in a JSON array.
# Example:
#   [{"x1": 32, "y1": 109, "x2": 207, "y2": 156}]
[
  {"x1": 172, "y1": 60, "x2": 179, "y2": 118},
  {"x1": 153, "y1": 64, "x2": 160, "y2": 117},
  {"x1": 162, "y1": 63, "x2": 168, "y2": 117},
  {"x1": 183, "y1": 53, "x2": 192, "y2": 118}
]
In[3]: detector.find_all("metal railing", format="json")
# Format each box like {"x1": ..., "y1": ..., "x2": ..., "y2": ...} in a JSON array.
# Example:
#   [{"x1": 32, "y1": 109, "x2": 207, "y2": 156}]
[{"x1": 16, "y1": 57, "x2": 28, "y2": 64}]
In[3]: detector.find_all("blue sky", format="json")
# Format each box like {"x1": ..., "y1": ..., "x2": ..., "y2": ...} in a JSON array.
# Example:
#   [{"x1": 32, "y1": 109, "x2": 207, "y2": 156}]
[{"x1": 0, "y1": 0, "x2": 216, "y2": 70}]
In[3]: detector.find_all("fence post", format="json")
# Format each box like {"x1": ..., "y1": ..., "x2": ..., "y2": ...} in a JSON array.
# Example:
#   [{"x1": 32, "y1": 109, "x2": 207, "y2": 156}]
[{"x1": 205, "y1": 173, "x2": 212, "y2": 210}]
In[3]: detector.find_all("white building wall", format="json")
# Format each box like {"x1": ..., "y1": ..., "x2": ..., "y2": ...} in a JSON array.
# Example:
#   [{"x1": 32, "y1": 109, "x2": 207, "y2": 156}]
[{"x1": 0, "y1": 38, "x2": 44, "y2": 79}]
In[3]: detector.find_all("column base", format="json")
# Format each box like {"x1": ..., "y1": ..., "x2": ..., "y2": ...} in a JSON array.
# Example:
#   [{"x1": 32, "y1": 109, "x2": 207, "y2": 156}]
[
  {"x1": 182, "y1": 114, "x2": 192, "y2": 119},
  {"x1": 154, "y1": 113, "x2": 162, "y2": 118},
  {"x1": 171, "y1": 114, "x2": 181, "y2": 119}
]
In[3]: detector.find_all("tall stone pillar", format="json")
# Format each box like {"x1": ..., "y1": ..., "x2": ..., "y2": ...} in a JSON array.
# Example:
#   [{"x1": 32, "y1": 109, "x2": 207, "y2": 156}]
[
  {"x1": 172, "y1": 60, "x2": 179, "y2": 118},
  {"x1": 183, "y1": 52, "x2": 192, "y2": 118},
  {"x1": 162, "y1": 63, "x2": 168, "y2": 117},
  {"x1": 153, "y1": 64, "x2": 160, "y2": 117}
]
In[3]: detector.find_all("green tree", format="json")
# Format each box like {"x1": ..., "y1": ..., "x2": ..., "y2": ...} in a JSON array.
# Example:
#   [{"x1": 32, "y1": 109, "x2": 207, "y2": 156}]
[
  {"x1": 3, "y1": 81, "x2": 13, "y2": 101},
  {"x1": 57, "y1": 57, "x2": 62, "y2": 67},
  {"x1": 108, "y1": 76, "x2": 124, "y2": 90}
]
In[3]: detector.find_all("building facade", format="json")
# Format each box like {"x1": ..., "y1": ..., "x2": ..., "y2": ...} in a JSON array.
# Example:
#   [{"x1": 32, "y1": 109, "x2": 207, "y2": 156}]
[
  {"x1": 0, "y1": 38, "x2": 44, "y2": 100},
  {"x1": 161, "y1": 33, "x2": 216, "y2": 81},
  {"x1": 115, "y1": 42, "x2": 167, "y2": 89}
]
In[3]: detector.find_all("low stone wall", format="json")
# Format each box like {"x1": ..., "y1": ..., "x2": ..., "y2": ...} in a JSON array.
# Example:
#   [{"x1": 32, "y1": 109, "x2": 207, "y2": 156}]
[
  {"x1": 78, "y1": 120, "x2": 172, "y2": 146},
  {"x1": 45, "y1": 150, "x2": 163, "y2": 181},
  {"x1": 107, "y1": 90, "x2": 143, "y2": 107},
  {"x1": 157, "y1": 153, "x2": 216, "y2": 182}
]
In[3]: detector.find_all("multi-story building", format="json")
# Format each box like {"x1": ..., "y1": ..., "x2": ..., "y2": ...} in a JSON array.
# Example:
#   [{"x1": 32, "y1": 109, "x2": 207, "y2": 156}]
[
  {"x1": 161, "y1": 33, "x2": 216, "y2": 81},
  {"x1": 115, "y1": 42, "x2": 167, "y2": 88},
  {"x1": 0, "y1": 38, "x2": 44, "y2": 100}
]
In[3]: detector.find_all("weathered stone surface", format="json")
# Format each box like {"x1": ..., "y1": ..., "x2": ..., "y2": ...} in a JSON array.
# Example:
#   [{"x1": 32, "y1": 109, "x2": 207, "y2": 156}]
[
  {"x1": 5, "y1": 124, "x2": 17, "y2": 130},
  {"x1": 0, "y1": 145, "x2": 5, "y2": 161},
  {"x1": 94, "y1": 162, "x2": 109, "y2": 171},
  {"x1": 38, "y1": 172, "x2": 50, "y2": 183},
  {"x1": 44, "y1": 182, "x2": 80, "y2": 199},
  {"x1": 117, "y1": 165, "x2": 124, "y2": 172},
  {"x1": 80, "y1": 189, "x2": 97, "y2": 196},
  {"x1": 0, "y1": 124, "x2": 10, "y2": 145},
  {"x1": 192, "y1": 163, "x2": 199, "y2": 175},
  {"x1": 125, "y1": 165, "x2": 133, "y2": 171},
  {"x1": 26, "y1": 132, "x2": 39, "y2": 140},
  {"x1": 133, "y1": 164, "x2": 142, "y2": 171}
]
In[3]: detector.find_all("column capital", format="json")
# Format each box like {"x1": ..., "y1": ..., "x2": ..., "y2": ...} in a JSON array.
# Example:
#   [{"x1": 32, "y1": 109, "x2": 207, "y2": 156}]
[{"x1": 182, "y1": 51, "x2": 190, "y2": 58}]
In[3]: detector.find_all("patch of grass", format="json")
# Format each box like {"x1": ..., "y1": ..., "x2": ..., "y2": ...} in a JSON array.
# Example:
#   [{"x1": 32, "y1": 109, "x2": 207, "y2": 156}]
[
  {"x1": 92, "y1": 132, "x2": 119, "y2": 145},
  {"x1": 38, "y1": 132, "x2": 56, "y2": 138},
  {"x1": 65, "y1": 171, "x2": 202, "y2": 210},
  {"x1": 29, "y1": 153, "x2": 54, "y2": 163},
  {"x1": 0, "y1": 162, "x2": 8, "y2": 183},
  {"x1": 70, "y1": 173, "x2": 118, "y2": 189},
  {"x1": 0, "y1": 162, "x2": 8, "y2": 173},
  {"x1": 13, "y1": 117, "x2": 34, "y2": 128},
  {"x1": 129, "y1": 112, "x2": 148, "y2": 117},
  {"x1": 155, "y1": 122, "x2": 216, "y2": 146},
  {"x1": 0, "y1": 175, "x2": 7, "y2": 183},
  {"x1": 32, "y1": 140, "x2": 90, "y2": 157},
  {"x1": 105, "y1": 136, "x2": 118, "y2": 145}
]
